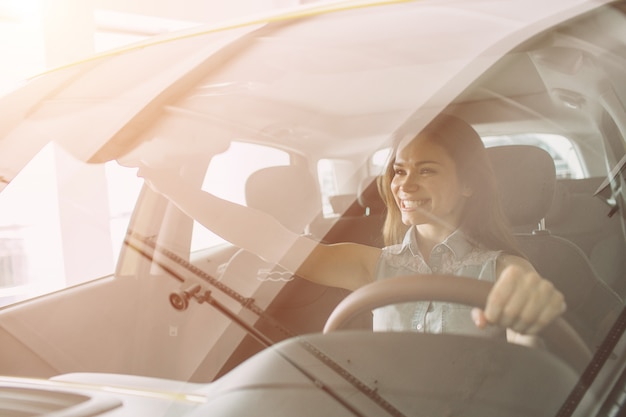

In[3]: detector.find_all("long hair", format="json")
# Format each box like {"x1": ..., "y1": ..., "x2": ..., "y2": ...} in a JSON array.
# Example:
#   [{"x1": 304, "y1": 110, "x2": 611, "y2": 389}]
[{"x1": 378, "y1": 114, "x2": 524, "y2": 257}]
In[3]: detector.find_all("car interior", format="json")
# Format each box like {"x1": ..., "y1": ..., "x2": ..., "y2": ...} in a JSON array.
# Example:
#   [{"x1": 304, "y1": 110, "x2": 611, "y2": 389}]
[{"x1": 172, "y1": 4, "x2": 626, "y2": 390}]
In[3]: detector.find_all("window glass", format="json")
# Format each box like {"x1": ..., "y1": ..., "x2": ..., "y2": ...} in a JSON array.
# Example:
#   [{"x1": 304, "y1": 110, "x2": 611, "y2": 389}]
[
  {"x1": 191, "y1": 142, "x2": 289, "y2": 251},
  {"x1": 316, "y1": 158, "x2": 365, "y2": 218},
  {"x1": 370, "y1": 148, "x2": 391, "y2": 176},
  {"x1": 317, "y1": 159, "x2": 336, "y2": 217},
  {"x1": 368, "y1": 133, "x2": 585, "y2": 181},
  {"x1": 483, "y1": 134, "x2": 585, "y2": 179},
  {"x1": 0, "y1": 143, "x2": 142, "y2": 307}
]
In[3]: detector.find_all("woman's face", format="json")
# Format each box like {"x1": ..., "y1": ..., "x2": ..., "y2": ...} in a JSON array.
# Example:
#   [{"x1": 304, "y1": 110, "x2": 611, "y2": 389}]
[{"x1": 391, "y1": 134, "x2": 472, "y2": 230}]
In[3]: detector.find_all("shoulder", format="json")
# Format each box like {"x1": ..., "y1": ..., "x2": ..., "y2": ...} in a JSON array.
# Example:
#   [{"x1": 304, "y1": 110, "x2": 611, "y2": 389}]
[
  {"x1": 382, "y1": 242, "x2": 406, "y2": 255},
  {"x1": 463, "y1": 246, "x2": 500, "y2": 265}
]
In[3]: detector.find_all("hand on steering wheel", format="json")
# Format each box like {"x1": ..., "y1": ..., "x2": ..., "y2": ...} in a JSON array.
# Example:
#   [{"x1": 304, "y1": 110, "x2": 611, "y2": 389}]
[{"x1": 323, "y1": 274, "x2": 591, "y2": 373}]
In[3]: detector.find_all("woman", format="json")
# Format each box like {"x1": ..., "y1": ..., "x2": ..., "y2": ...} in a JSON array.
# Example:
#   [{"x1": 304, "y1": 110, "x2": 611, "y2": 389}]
[{"x1": 139, "y1": 114, "x2": 565, "y2": 339}]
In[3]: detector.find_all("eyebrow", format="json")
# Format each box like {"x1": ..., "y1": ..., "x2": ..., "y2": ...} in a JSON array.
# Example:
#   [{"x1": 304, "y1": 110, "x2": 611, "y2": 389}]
[{"x1": 393, "y1": 159, "x2": 441, "y2": 167}]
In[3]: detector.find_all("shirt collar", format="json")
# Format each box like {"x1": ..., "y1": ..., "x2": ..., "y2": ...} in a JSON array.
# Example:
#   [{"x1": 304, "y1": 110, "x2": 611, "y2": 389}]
[{"x1": 399, "y1": 226, "x2": 474, "y2": 260}]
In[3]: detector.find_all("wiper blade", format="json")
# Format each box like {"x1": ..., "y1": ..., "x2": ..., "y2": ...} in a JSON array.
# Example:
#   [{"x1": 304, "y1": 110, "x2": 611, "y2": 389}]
[
  {"x1": 126, "y1": 238, "x2": 276, "y2": 348},
  {"x1": 124, "y1": 230, "x2": 409, "y2": 417}
]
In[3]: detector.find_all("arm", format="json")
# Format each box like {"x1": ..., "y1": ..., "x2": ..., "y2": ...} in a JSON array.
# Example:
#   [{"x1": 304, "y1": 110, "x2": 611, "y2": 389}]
[
  {"x1": 472, "y1": 254, "x2": 566, "y2": 336},
  {"x1": 141, "y1": 167, "x2": 381, "y2": 291}
]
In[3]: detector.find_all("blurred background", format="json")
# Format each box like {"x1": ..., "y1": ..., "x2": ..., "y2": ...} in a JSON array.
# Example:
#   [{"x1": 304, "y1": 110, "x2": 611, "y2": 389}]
[{"x1": 0, "y1": 0, "x2": 318, "y2": 95}]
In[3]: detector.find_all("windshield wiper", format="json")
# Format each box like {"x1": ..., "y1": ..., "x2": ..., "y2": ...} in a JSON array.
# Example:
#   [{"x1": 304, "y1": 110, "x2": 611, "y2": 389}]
[{"x1": 124, "y1": 230, "x2": 409, "y2": 417}]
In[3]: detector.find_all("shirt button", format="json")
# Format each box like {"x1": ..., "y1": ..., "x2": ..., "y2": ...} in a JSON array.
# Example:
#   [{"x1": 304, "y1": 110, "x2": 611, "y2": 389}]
[
  {"x1": 434, "y1": 247, "x2": 443, "y2": 253},
  {"x1": 431, "y1": 266, "x2": 439, "y2": 273},
  {"x1": 416, "y1": 324, "x2": 423, "y2": 331}
]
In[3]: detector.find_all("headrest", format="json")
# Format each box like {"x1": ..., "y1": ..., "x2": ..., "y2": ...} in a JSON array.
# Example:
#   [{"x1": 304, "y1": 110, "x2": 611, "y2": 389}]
[
  {"x1": 245, "y1": 165, "x2": 321, "y2": 233},
  {"x1": 329, "y1": 194, "x2": 362, "y2": 216},
  {"x1": 486, "y1": 145, "x2": 556, "y2": 227},
  {"x1": 358, "y1": 176, "x2": 386, "y2": 214}
]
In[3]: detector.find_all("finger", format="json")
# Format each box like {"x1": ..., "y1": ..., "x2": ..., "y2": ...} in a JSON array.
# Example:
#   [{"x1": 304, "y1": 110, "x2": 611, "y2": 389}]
[
  {"x1": 508, "y1": 280, "x2": 566, "y2": 334},
  {"x1": 498, "y1": 279, "x2": 539, "y2": 330},
  {"x1": 483, "y1": 271, "x2": 520, "y2": 326},
  {"x1": 507, "y1": 299, "x2": 541, "y2": 334},
  {"x1": 503, "y1": 278, "x2": 547, "y2": 333},
  {"x1": 522, "y1": 289, "x2": 567, "y2": 335},
  {"x1": 471, "y1": 307, "x2": 488, "y2": 328}
]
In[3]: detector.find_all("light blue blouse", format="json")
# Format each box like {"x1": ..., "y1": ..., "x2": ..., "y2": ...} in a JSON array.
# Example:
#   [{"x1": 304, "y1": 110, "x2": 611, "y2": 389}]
[{"x1": 372, "y1": 227, "x2": 506, "y2": 339}]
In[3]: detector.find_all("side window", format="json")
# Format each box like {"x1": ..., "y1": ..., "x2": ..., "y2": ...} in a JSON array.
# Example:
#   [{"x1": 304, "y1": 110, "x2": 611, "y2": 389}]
[
  {"x1": 0, "y1": 143, "x2": 142, "y2": 307},
  {"x1": 316, "y1": 159, "x2": 360, "y2": 217},
  {"x1": 190, "y1": 142, "x2": 290, "y2": 251}
]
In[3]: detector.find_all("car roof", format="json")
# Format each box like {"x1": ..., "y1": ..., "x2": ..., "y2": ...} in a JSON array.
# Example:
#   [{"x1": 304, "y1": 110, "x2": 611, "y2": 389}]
[{"x1": 0, "y1": 0, "x2": 614, "y2": 187}]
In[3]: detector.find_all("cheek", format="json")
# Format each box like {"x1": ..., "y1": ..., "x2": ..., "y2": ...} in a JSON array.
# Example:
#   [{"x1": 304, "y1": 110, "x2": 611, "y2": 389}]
[{"x1": 442, "y1": 188, "x2": 467, "y2": 210}]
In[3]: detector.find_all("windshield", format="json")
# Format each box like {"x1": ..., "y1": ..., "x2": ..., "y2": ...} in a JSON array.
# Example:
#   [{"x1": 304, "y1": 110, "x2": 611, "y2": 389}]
[
  {"x1": 0, "y1": 1, "x2": 625, "y2": 416},
  {"x1": 125, "y1": 1, "x2": 626, "y2": 408}
]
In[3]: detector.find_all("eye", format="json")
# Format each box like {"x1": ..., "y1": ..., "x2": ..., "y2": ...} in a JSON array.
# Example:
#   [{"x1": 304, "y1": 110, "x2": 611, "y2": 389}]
[
  {"x1": 393, "y1": 167, "x2": 406, "y2": 176},
  {"x1": 419, "y1": 167, "x2": 436, "y2": 175}
]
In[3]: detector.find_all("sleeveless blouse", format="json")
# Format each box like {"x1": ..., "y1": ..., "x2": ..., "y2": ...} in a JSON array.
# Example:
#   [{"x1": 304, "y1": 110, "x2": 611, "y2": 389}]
[{"x1": 373, "y1": 227, "x2": 506, "y2": 339}]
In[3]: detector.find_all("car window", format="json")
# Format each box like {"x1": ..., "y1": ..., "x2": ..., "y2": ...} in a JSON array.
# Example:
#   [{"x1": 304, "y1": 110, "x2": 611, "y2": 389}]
[
  {"x1": 369, "y1": 134, "x2": 586, "y2": 180},
  {"x1": 483, "y1": 134, "x2": 585, "y2": 179},
  {"x1": 0, "y1": 142, "x2": 141, "y2": 307},
  {"x1": 191, "y1": 141, "x2": 289, "y2": 251},
  {"x1": 124, "y1": 2, "x2": 626, "y2": 398},
  {"x1": 317, "y1": 158, "x2": 364, "y2": 217}
]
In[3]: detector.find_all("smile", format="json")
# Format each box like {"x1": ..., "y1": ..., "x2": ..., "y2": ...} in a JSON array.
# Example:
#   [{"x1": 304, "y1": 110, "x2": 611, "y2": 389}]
[{"x1": 401, "y1": 199, "x2": 430, "y2": 209}]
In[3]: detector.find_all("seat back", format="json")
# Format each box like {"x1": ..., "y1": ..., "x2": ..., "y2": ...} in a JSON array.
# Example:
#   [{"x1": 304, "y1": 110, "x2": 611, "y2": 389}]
[
  {"x1": 488, "y1": 145, "x2": 556, "y2": 231},
  {"x1": 546, "y1": 177, "x2": 626, "y2": 294},
  {"x1": 487, "y1": 145, "x2": 622, "y2": 349},
  {"x1": 321, "y1": 176, "x2": 386, "y2": 247},
  {"x1": 214, "y1": 164, "x2": 367, "y2": 377},
  {"x1": 245, "y1": 164, "x2": 321, "y2": 233}
]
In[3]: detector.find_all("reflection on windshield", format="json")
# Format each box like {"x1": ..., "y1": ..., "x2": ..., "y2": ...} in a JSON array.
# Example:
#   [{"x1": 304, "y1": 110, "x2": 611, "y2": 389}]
[{"x1": 0, "y1": 143, "x2": 141, "y2": 307}]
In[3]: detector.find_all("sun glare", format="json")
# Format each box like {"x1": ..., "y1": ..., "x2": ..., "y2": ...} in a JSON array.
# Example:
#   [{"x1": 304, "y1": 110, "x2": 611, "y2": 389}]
[{"x1": 0, "y1": 0, "x2": 44, "y2": 94}]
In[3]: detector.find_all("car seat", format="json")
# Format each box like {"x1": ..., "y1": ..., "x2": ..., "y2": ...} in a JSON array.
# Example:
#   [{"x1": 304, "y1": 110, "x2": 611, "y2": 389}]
[
  {"x1": 487, "y1": 145, "x2": 623, "y2": 351},
  {"x1": 244, "y1": 164, "x2": 322, "y2": 234},
  {"x1": 214, "y1": 164, "x2": 368, "y2": 377},
  {"x1": 321, "y1": 176, "x2": 386, "y2": 247},
  {"x1": 545, "y1": 177, "x2": 626, "y2": 297}
]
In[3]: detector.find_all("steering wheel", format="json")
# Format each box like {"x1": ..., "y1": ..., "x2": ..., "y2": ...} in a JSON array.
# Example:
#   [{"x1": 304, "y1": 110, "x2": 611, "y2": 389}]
[{"x1": 323, "y1": 274, "x2": 592, "y2": 373}]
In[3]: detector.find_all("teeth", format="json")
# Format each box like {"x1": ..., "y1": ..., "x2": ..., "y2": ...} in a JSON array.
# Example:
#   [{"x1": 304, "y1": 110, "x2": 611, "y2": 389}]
[{"x1": 403, "y1": 199, "x2": 428, "y2": 208}]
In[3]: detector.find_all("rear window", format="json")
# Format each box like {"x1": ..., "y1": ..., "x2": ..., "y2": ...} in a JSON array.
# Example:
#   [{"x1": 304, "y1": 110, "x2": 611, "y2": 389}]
[
  {"x1": 367, "y1": 133, "x2": 585, "y2": 180},
  {"x1": 483, "y1": 134, "x2": 585, "y2": 179}
]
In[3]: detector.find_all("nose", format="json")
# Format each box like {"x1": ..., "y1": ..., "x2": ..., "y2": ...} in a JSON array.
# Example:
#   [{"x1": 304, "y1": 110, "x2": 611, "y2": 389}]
[{"x1": 397, "y1": 172, "x2": 419, "y2": 192}]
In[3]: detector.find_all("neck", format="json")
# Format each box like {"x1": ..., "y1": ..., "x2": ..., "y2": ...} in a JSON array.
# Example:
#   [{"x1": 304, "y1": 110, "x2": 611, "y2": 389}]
[{"x1": 414, "y1": 224, "x2": 456, "y2": 261}]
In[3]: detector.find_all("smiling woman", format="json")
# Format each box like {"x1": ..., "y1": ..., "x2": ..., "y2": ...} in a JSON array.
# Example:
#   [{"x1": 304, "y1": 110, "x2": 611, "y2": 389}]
[
  {"x1": 391, "y1": 135, "x2": 470, "y2": 232},
  {"x1": 140, "y1": 113, "x2": 566, "y2": 344}
]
